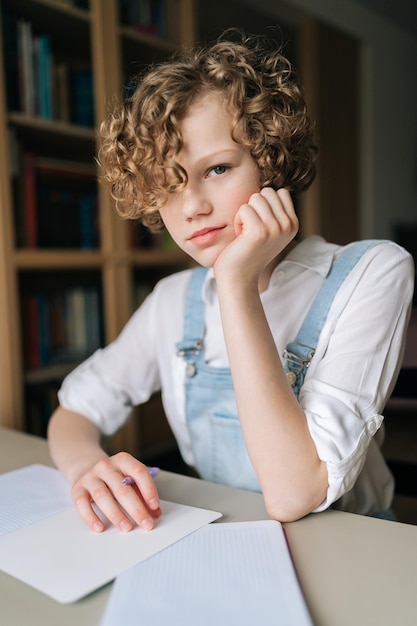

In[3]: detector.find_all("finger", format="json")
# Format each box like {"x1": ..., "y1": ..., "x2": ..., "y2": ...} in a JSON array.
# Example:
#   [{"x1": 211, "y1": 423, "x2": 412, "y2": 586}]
[
  {"x1": 72, "y1": 488, "x2": 107, "y2": 533},
  {"x1": 116, "y1": 454, "x2": 161, "y2": 514},
  {"x1": 275, "y1": 188, "x2": 297, "y2": 219},
  {"x1": 260, "y1": 187, "x2": 298, "y2": 232},
  {"x1": 73, "y1": 475, "x2": 139, "y2": 532},
  {"x1": 239, "y1": 192, "x2": 287, "y2": 239},
  {"x1": 95, "y1": 458, "x2": 161, "y2": 531}
]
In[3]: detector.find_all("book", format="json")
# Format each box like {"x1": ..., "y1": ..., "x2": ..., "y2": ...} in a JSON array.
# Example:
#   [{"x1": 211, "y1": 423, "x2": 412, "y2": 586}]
[
  {"x1": 18, "y1": 154, "x2": 99, "y2": 249},
  {"x1": 36, "y1": 34, "x2": 53, "y2": 119},
  {"x1": 3, "y1": 10, "x2": 93, "y2": 124},
  {"x1": 22, "y1": 285, "x2": 102, "y2": 370},
  {"x1": 22, "y1": 152, "x2": 37, "y2": 247},
  {"x1": 120, "y1": 0, "x2": 166, "y2": 38},
  {"x1": 69, "y1": 67, "x2": 94, "y2": 127},
  {"x1": 1, "y1": 7, "x2": 20, "y2": 111}
]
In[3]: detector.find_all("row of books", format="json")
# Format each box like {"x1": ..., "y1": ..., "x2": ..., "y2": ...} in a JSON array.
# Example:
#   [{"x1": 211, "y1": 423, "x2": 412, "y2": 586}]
[
  {"x1": 22, "y1": 286, "x2": 103, "y2": 370},
  {"x1": 2, "y1": 8, "x2": 94, "y2": 125},
  {"x1": 120, "y1": 0, "x2": 167, "y2": 38},
  {"x1": 12, "y1": 150, "x2": 99, "y2": 249}
]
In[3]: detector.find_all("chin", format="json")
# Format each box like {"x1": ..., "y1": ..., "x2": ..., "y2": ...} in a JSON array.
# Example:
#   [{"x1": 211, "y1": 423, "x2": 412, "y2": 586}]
[{"x1": 186, "y1": 248, "x2": 218, "y2": 269}]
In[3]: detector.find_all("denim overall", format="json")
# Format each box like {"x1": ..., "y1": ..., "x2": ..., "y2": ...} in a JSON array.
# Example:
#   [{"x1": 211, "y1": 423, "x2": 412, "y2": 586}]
[{"x1": 176, "y1": 240, "x2": 383, "y2": 493}]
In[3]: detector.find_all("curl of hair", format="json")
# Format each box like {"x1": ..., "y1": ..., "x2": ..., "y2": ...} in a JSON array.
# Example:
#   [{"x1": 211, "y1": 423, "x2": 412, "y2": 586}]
[{"x1": 98, "y1": 30, "x2": 318, "y2": 231}]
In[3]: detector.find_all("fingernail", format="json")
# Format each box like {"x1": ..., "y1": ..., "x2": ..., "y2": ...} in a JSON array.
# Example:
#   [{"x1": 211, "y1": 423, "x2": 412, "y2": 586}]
[
  {"x1": 93, "y1": 521, "x2": 104, "y2": 533},
  {"x1": 141, "y1": 518, "x2": 153, "y2": 531},
  {"x1": 120, "y1": 519, "x2": 133, "y2": 532},
  {"x1": 148, "y1": 497, "x2": 159, "y2": 510}
]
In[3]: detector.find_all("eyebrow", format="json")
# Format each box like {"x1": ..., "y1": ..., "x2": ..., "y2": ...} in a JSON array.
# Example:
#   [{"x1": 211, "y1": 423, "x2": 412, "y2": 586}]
[{"x1": 184, "y1": 148, "x2": 242, "y2": 170}]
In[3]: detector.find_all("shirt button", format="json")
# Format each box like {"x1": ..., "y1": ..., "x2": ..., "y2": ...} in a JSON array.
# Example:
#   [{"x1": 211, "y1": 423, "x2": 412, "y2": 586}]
[{"x1": 367, "y1": 420, "x2": 377, "y2": 436}]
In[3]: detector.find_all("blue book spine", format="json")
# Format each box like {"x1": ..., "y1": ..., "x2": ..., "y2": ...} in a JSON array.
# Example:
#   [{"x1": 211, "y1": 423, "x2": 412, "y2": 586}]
[{"x1": 38, "y1": 35, "x2": 53, "y2": 119}]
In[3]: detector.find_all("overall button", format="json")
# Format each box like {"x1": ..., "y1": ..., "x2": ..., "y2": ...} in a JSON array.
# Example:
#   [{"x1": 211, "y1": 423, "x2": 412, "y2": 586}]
[
  {"x1": 286, "y1": 371, "x2": 297, "y2": 386},
  {"x1": 186, "y1": 363, "x2": 197, "y2": 377}
]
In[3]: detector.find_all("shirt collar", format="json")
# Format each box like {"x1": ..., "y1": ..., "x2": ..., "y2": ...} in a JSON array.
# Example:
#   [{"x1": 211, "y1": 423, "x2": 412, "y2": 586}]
[
  {"x1": 201, "y1": 235, "x2": 338, "y2": 303},
  {"x1": 280, "y1": 235, "x2": 338, "y2": 278}
]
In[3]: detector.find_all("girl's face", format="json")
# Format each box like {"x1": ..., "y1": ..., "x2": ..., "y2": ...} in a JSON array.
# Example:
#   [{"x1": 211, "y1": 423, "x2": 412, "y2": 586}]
[{"x1": 159, "y1": 92, "x2": 261, "y2": 267}]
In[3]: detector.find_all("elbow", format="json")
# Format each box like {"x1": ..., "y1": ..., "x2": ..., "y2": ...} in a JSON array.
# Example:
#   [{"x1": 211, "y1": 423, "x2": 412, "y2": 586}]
[
  {"x1": 262, "y1": 474, "x2": 328, "y2": 523},
  {"x1": 264, "y1": 499, "x2": 316, "y2": 523},
  {"x1": 264, "y1": 493, "x2": 325, "y2": 523}
]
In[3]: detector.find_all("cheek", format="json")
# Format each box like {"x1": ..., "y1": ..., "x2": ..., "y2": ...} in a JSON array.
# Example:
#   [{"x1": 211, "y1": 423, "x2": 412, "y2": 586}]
[{"x1": 227, "y1": 178, "x2": 261, "y2": 212}]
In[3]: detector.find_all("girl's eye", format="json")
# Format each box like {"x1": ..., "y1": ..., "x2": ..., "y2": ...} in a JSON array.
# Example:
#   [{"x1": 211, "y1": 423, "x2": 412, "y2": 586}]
[{"x1": 208, "y1": 165, "x2": 229, "y2": 177}]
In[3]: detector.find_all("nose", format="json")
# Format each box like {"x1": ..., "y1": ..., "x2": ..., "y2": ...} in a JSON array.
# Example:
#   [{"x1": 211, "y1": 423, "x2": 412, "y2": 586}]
[{"x1": 181, "y1": 182, "x2": 213, "y2": 220}]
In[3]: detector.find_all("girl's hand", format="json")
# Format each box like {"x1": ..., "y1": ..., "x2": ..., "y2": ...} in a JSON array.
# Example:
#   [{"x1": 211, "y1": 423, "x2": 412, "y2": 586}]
[
  {"x1": 70, "y1": 452, "x2": 162, "y2": 533},
  {"x1": 214, "y1": 188, "x2": 298, "y2": 287}
]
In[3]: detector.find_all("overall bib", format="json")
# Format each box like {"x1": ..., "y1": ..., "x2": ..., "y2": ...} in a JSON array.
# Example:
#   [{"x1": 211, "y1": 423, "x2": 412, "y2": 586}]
[{"x1": 176, "y1": 241, "x2": 384, "y2": 492}]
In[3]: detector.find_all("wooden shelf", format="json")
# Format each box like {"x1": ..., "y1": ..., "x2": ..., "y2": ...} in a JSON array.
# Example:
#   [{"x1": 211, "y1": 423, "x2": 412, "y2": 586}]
[
  {"x1": 8, "y1": 112, "x2": 95, "y2": 140},
  {"x1": 119, "y1": 25, "x2": 174, "y2": 51},
  {"x1": 14, "y1": 249, "x2": 103, "y2": 269}
]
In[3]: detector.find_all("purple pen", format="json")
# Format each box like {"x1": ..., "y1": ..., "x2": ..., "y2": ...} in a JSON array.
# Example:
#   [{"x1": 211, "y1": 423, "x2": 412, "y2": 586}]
[
  {"x1": 121, "y1": 476, "x2": 135, "y2": 485},
  {"x1": 121, "y1": 467, "x2": 160, "y2": 485},
  {"x1": 147, "y1": 467, "x2": 160, "y2": 478}
]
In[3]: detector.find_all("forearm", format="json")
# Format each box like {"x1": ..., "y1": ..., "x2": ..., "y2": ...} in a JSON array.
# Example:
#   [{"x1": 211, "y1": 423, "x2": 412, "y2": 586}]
[
  {"x1": 217, "y1": 280, "x2": 328, "y2": 521},
  {"x1": 47, "y1": 406, "x2": 108, "y2": 485}
]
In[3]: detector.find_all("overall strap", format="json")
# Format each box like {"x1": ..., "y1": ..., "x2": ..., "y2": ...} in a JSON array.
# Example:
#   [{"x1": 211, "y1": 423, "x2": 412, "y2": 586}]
[
  {"x1": 284, "y1": 240, "x2": 384, "y2": 398},
  {"x1": 176, "y1": 266, "x2": 209, "y2": 377}
]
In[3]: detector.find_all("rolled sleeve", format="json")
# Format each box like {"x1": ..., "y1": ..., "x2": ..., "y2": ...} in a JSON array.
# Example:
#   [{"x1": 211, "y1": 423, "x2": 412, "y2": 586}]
[
  {"x1": 303, "y1": 390, "x2": 383, "y2": 511},
  {"x1": 58, "y1": 350, "x2": 137, "y2": 435}
]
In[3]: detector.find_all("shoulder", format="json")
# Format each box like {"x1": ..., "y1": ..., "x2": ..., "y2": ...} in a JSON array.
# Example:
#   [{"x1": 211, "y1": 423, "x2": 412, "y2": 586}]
[
  {"x1": 152, "y1": 267, "x2": 195, "y2": 294},
  {"x1": 141, "y1": 268, "x2": 196, "y2": 325},
  {"x1": 298, "y1": 235, "x2": 414, "y2": 274},
  {"x1": 331, "y1": 239, "x2": 415, "y2": 314},
  {"x1": 341, "y1": 239, "x2": 414, "y2": 277}
]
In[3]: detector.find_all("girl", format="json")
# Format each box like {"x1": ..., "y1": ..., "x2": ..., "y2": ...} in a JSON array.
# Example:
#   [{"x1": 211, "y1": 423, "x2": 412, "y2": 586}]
[{"x1": 48, "y1": 31, "x2": 414, "y2": 532}]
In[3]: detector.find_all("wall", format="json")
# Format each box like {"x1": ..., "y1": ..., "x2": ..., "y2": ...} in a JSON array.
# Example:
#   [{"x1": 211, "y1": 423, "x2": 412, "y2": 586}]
[{"x1": 238, "y1": 0, "x2": 417, "y2": 240}]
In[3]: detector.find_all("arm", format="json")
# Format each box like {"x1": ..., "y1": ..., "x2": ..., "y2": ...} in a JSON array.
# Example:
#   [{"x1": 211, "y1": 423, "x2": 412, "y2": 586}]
[
  {"x1": 48, "y1": 407, "x2": 161, "y2": 532},
  {"x1": 214, "y1": 188, "x2": 328, "y2": 521}
]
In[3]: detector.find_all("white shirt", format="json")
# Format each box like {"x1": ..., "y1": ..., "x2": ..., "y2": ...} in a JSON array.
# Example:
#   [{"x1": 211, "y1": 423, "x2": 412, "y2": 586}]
[{"x1": 59, "y1": 236, "x2": 414, "y2": 515}]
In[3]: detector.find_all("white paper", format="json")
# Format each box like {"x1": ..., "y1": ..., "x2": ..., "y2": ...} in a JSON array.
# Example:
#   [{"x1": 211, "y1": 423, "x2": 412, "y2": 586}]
[
  {"x1": 0, "y1": 464, "x2": 73, "y2": 535},
  {"x1": 100, "y1": 520, "x2": 313, "y2": 626},
  {"x1": 0, "y1": 465, "x2": 221, "y2": 603}
]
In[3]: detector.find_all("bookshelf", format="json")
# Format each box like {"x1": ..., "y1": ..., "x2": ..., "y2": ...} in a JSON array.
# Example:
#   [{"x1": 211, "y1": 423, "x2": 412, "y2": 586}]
[{"x1": 0, "y1": 0, "x2": 195, "y2": 452}]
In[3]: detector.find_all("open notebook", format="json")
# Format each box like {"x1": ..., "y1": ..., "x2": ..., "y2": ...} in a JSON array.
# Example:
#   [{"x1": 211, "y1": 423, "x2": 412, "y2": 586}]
[
  {"x1": 0, "y1": 464, "x2": 221, "y2": 603},
  {"x1": 100, "y1": 520, "x2": 313, "y2": 626}
]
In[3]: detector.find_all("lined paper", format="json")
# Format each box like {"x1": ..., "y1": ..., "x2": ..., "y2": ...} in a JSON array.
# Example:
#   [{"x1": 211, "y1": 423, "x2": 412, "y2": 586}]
[
  {"x1": 0, "y1": 464, "x2": 72, "y2": 536},
  {"x1": 100, "y1": 521, "x2": 313, "y2": 626}
]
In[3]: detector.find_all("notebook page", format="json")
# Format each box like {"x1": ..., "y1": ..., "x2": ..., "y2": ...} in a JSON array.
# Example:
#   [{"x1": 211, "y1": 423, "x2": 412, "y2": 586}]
[
  {"x1": 100, "y1": 520, "x2": 313, "y2": 626},
  {"x1": 0, "y1": 464, "x2": 72, "y2": 536}
]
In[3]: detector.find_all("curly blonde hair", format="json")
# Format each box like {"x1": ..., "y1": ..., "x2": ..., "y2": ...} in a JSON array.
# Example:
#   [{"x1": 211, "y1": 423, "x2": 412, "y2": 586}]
[{"x1": 98, "y1": 30, "x2": 317, "y2": 231}]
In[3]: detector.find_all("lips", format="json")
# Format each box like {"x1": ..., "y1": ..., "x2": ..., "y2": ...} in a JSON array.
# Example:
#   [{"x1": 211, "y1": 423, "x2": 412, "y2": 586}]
[{"x1": 188, "y1": 226, "x2": 225, "y2": 246}]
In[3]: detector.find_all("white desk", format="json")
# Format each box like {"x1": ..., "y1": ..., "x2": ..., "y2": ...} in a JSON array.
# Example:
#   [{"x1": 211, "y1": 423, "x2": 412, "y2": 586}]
[{"x1": 1, "y1": 426, "x2": 417, "y2": 626}]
